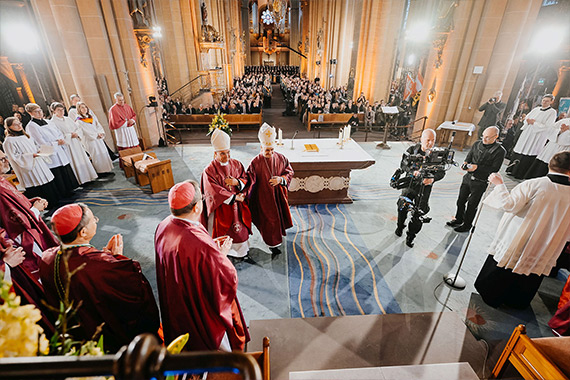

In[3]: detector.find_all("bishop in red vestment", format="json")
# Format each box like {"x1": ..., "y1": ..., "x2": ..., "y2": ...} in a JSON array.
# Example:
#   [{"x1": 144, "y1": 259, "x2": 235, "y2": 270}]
[
  {"x1": 155, "y1": 181, "x2": 250, "y2": 351},
  {"x1": 246, "y1": 123, "x2": 294, "y2": 254},
  {"x1": 201, "y1": 129, "x2": 252, "y2": 258},
  {"x1": 40, "y1": 204, "x2": 160, "y2": 353}
]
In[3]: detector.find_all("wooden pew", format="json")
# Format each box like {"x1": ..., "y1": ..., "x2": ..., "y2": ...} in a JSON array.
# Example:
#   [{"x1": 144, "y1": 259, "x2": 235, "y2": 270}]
[
  {"x1": 491, "y1": 324, "x2": 570, "y2": 379},
  {"x1": 307, "y1": 112, "x2": 364, "y2": 132},
  {"x1": 130, "y1": 152, "x2": 175, "y2": 194},
  {"x1": 167, "y1": 112, "x2": 263, "y2": 130}
]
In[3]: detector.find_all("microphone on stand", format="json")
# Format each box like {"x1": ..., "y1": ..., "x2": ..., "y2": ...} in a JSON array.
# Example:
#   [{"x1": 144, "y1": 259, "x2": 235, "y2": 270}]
[
  {"x1": 447, "y1": 131, "x2": 456, "y2": 149},
  {"x1": 291, "y1": 130, "x2": 299, "y2": 150}
]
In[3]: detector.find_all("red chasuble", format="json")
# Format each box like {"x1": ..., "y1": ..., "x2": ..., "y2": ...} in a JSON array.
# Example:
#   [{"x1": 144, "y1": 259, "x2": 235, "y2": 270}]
[
  {"x1": 40, "y1": 246, "x2": 160, "y2": 353},
  {"x1": 246, "y1": 152, "x2": 294, "y2": 246},
  {"x1": 0, "y1": 177, "x2": 58, "y2": 280},
  {"x1": 154, "y1": 216, "x2": 250, "y2": 351},
  {"x1": 108, "y1": 103, "x2": 136, "y2": 130},
  {"x1": 201, "y1": 158, "x2": 252, "y2": 243}
]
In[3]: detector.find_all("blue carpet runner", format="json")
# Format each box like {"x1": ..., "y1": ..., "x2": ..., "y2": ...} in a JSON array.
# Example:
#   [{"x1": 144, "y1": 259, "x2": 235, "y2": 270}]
[{"x1": 287, "y1": 204, "x2": 401, "y2": 318}]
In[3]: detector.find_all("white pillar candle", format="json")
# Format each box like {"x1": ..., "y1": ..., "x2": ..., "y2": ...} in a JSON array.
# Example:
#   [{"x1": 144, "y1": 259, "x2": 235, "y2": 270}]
[
  {"x1": 278, "y1": 128, "x2": 283, "y2": 144},
  {"x1": 338, "y1": 129, "x2": 343, "y2": 144},
  {"x1": 344, "y1": 126, "x2": 349, "y2": 141},
  {"x1": 348, "y1": 125, "x2": 352, "y2": 139}
]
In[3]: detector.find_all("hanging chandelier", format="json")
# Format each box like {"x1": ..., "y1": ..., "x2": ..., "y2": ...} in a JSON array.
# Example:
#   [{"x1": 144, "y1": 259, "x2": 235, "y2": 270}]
[
  {"x1": 261, "y1": 9, "x2": 275, "y2": 25},
  {"x1": 263, "y1": 0, "x2": 288, "y2": 33}
]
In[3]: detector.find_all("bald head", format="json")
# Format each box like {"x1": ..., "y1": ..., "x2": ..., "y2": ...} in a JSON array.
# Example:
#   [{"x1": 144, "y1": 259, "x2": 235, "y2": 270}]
[
  {"x1": 421, "y1": 129, "x2": 436, "y2": 151},
  {"x1": 482, "y1": 126, "x2": 499, "y2": 145}
]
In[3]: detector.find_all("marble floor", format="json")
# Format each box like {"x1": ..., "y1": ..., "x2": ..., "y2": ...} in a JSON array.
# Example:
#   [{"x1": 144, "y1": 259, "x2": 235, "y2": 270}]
[{"x1": 69, "y1": 137, "x2": 567, "y2": 374}]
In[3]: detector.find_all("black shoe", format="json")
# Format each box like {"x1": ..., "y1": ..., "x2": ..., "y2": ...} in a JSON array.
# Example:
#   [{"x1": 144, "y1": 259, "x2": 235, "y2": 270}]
[
  {"x1": 405, "y1": 237, "x2": 414, "y2": 248},
  {"x1": 395, "y1": 227, "x2": 404, "y2": 237},
  {"x1": 454, "y1": 224, "x2": 472, "y2": 233},
  {"x1": 446, "y1": 219, "x2": 462, "y2": 227},
  {"x1": 270, "y1": 247, "x2": 281, "y2": 255}
]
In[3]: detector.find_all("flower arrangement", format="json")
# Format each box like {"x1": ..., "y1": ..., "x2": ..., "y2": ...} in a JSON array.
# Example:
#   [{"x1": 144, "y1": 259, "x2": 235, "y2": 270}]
[
  {"x1": 0, "y1": 277, "x2": 49, "y2": 358},
  {"x1": 207, "y1": 111, "x2": 232, "y2": 137}
]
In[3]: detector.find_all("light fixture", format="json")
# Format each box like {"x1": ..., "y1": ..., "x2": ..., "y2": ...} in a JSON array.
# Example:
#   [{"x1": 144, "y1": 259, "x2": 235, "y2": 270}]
[
  {"x1": 261, "y1": 9, "x2": 275, "y2": 25},
  {"x1": 407, "y1": 54, "x2": 416, "y2": 66},
  {"x1": 152, "y1": 26, "x2": 162, "y2": 38},
  {"x1": 528, "y1": 24, "x2": 567, "y2": 55},
  {"x1": 1, "y1": 22, "x2": 40, "y2": 54},
  {"x1": 405, "y1": 21, "x2": 431, "y2": 43}
]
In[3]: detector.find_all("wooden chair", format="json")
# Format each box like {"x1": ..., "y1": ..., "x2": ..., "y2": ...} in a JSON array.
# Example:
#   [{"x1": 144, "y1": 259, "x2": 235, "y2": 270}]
[
  {"x1": 491, "y1": 325, "x2": 570, "y2": 379},
  {"x1": 247, "y1": 336, "x2": 270, "y2": 380},
  {"x1": 131, "y1": 153, "x2": 174, "y2": 194}
]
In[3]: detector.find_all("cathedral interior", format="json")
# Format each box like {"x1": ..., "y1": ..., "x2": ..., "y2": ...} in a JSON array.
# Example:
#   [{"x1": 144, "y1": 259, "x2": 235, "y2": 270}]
[{"x1": 0, "y1": 0, "x2": 570, "y2": 379}]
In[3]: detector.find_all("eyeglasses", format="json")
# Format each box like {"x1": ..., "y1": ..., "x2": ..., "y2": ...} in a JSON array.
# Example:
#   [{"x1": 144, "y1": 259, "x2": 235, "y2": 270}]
[
  {"x1": 0, "y1": 157, "x2": 7, "y2": 163},
  {"x1": 93, "y1": 216, "x2": 99, "y2": 223}
]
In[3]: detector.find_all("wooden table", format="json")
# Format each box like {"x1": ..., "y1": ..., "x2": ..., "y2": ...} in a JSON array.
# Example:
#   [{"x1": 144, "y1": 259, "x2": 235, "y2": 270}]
[
  {"x1": 272, "y1": 138, "x2": 375, "y2": 205},
  {"x1": 436, "y1": 121, "x2": 476, "y2": 151}
]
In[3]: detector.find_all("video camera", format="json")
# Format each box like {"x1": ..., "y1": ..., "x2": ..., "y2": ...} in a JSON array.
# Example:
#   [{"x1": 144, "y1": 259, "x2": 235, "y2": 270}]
[{"x1": 390, "y1": 147, "x2": 456, "y2": 190}]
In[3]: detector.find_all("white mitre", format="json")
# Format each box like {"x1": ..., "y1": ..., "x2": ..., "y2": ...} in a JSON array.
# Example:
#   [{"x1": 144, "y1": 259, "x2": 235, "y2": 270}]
[
  {"x1": 258, "y1": 122, "x2": 276, "y2": 148},
  {"x1": 211, "y1": 128, "x2": 230, "y2": 151}
]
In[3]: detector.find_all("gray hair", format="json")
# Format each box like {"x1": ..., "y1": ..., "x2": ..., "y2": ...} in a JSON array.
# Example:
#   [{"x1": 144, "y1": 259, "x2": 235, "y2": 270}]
[
  {"x1": 421, "y1": 128, "x2": 437, "y2": 142},
  {"x1": 114, "y1": 92, "x2": 124, "y2": 99}
]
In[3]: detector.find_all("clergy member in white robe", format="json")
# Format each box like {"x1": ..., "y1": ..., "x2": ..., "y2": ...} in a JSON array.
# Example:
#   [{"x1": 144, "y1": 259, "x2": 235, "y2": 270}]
[
  {"x1": 75, "y1": 102, "x2": 113, "y2": 174},
  {"x1": 2, "y1": 117, "x2": 60, "y2": 207},
  {"x1": 525, "y1": 117, "x2": 570, "y2": 179},
  {"x1": 68, "y1": 94, "x2": 81, "y2": 122},
  {"x1": 25, "y1": 103, "x2": 79, "y2": 197},
  {"x1": 507, "y1": 94, "x2": 557, "y2": 179},
  {"x1": 475, "y1": 151, "x2": 570, "y2": 309},
  {"x1": 50, "y1": 102, "x2": 98, "y2": 184}
]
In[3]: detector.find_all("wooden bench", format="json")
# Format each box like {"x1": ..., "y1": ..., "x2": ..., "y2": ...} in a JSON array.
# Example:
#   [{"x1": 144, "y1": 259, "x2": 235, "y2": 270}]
[
  {"x1": 167, "y1": 112, "x2": 263, "y2": 130},
  {"x1": 492, "y1": 324, "x2": 570, "y2": 379},
  {"x1": 119, "y1": 147, "x2": 147, "y2": 178},
  {"x1": 307, "y1": 113, "x2": 364, "y2": 132},
  {"x1": 130, "y1": 152, "x2": 175, "y2": 194}
]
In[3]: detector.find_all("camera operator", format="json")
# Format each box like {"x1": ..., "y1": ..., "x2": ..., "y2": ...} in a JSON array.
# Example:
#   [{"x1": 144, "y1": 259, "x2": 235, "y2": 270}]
[
  {"x1": 447, "y1": 127, "x2": 506, "y2": 233},
  {"x1": 395, "y1": 129, "x2": 446, "y2": 247},
  {"x1": 477, "y1": 91, "x2": 506, "y2": 139}
]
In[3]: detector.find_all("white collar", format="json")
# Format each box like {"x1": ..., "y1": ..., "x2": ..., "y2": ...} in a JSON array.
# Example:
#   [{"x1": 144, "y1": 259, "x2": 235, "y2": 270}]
[
  {"x1": 172, "y1": 215, "x2": 201, "y2": 226},
  {"x1": 548, "y1": 171, "x2": 570, "y2": 178}
]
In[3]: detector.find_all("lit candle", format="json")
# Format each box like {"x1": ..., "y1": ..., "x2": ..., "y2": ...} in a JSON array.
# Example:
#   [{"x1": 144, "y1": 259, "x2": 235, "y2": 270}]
[
  {"x1": 278, "y1": 128, "x2": 283, "y2": 144},
  {"x1": 338, "y1": 129, "x2": 343, "y2": 144}
]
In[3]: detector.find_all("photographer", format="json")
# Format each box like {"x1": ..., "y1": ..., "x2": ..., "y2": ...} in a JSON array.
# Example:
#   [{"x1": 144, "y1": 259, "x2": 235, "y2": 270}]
[
  {"x1": 394, "y1": 129, "x2": 446, "y2": 247},
  {"x1": 447, "y1": 127, "x2": 506, "y2": 232},
  {"x1": 477, "y1": 91, "x2": 506, "y2": 139}
]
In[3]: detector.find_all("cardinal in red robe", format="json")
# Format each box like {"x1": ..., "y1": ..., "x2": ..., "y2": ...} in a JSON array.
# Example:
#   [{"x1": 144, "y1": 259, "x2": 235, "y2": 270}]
[
  {"x1": 108, "y1": 92, "x2": 139, "y2": 150},
  {"x1": 155, "y1": 181, "x2": 250, "y2": 351},
  {"x1": 40, "y1": 204, "x2": 160, "y2": 353},
  {"x1": 201, "y1": 129, "x2": 252, "y2": 258},
  {"x1": 549, "y1": 243, "x2": 570, "y2": 336},
  {"x1": 246, "y1": 123, "x2": 294, "y2": 254}
]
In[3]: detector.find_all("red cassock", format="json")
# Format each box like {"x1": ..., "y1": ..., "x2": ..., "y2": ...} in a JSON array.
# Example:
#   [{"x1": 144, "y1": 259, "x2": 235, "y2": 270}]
[
  {"x1": 549, "y1": 243, "x2": 570, "y2": 335},
  {"x1": 108, "y1": 103, "x2": 136, "y2": 130},
  {"x1": 40, "y1": 246, "x2": 160, "y2": 353},
  {"x1": 201, "y1": 158, "x2": 252, "y2": 243},
  {"x1": 246, "y1": 152, "x2": 294, "y2": 246},
  {"x1": 1, "y1": 228, "x2": 53, "y2": 332},
  {"x1": 0, "y1": 176, "x2": 58, "y2": 279},
  {"x1": 154, "y1": 216, "x2": 250, "y2": 351}
]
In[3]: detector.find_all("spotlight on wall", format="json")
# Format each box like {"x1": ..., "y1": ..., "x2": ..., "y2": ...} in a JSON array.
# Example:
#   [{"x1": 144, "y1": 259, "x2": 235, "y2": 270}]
[
  {"x1": 407, "y1": 54, "x2": 416, "y2": 66},
  {"x1": 152, "y1": 26, "x2": 162, "y2": 38},
  {"x1": 405, "y1": 22, "x2": 431, "y2": 43},
  {"x1": 528, "y1": 24, "x2": 567, "y2": 55},
  {"x1": 1, "y1": 22, "x2": 40, "y2": 53}
]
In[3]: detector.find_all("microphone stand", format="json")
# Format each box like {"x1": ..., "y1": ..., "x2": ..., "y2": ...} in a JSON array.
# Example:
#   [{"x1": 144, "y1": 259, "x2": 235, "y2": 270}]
[{"x1": 443, "y1": 161, "x2": 518, "y2": 290}]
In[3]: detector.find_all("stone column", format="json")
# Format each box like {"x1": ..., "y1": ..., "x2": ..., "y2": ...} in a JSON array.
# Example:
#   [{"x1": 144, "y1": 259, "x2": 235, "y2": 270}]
[
  {"x1": 290, "y1": 0, "x2": 301, "y2": 67},
  {"x1": 36, "y1": 0, "x2": 107, "y2": 128}
]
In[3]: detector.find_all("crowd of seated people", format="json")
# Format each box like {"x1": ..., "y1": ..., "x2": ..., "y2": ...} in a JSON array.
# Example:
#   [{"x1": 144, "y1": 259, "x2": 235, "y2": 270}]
[
  {"x1": 163, "y1": 73, "x2": 270, "y2": 117},
  {"x1": 244, "y1": 65, "x2": 299, "y2": 75}
]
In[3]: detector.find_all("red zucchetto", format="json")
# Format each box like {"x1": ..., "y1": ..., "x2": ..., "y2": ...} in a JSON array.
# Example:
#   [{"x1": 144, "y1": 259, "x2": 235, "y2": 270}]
[
  {"x1": 51, "y1": 204, "x2": 83, "y2": 236},
  {"x1": 168, "y1": 182, "x2": 196, "y2": 210}
]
